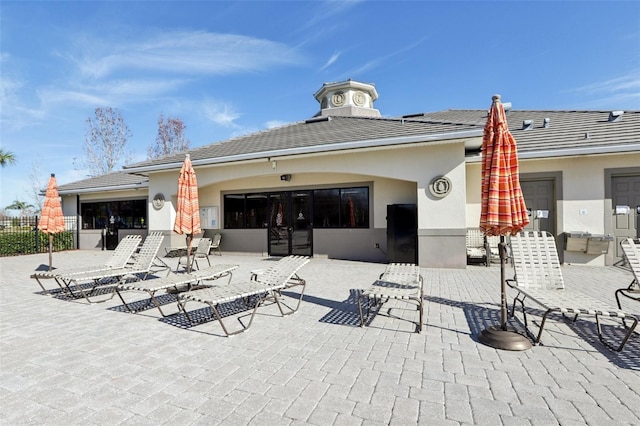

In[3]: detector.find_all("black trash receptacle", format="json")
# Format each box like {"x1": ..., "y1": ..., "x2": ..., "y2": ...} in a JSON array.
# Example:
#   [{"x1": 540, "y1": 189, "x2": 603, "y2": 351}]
[{"x1": 105, "y1": 229, "x2": 118, "y2": 250}]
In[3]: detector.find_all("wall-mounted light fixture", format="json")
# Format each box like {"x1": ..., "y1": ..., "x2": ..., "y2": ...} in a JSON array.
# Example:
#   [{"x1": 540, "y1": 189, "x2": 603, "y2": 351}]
[{"x1": 280, "y1": 174, "x2": 292, "y2": 182}]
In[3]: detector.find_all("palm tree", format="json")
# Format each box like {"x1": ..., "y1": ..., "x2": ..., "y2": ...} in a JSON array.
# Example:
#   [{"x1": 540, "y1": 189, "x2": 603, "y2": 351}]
[
  {"x1": 6, "y1": 200, "x2": 34, "y2": 215},
  {"x1": 0, "y1": 149, "x2": 16, "y2": 167}
]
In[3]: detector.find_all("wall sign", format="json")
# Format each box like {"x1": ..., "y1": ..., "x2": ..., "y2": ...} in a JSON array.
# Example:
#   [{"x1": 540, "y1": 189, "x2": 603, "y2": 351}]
[
  {"x1": 428, "y1": 175, "x2": 452, "y2": 198},
  {"x1": 152, "y1": 193, "x2": 165, "y2": 210}
]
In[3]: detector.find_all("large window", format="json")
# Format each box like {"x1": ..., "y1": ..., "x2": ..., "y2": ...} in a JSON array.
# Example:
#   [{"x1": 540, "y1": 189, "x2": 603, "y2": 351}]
[
  {"x1": 224, "y1": 193, "x2": 268, "y2": 229},
  {"x1": 81, "y1": 200, "x2": 147, "y2": 229},
  {"x1": 223, "y1": 187, "x2": 369, "y2": 229}
]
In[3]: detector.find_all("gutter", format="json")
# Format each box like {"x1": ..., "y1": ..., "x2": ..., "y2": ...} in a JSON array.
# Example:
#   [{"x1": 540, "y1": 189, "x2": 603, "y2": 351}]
[
  {"x1": 465, "y1": 143, "x2": 640, "y2": 162},
  {"x1": 123, "y1": 129, "x2": 484, "y2": 174},
  {"x1": 58, "y1": 182, "x2": 148, "y2": 196}
]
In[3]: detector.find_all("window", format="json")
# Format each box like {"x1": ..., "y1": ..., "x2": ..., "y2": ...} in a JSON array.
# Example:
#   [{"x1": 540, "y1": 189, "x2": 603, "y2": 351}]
[
  {"x1": 81, "y1": 199, "x2": 147, "y2": 229},
  {"x1": 223, "y1": 187, "x2": 370, "y2": 230},
  {"x1": 340, "y1": 187, "x2": 369, "y2": 228},
  {"x1": 314, "y1": 187, "x2": 369, "y2": 228},
  {"x1": 313, "y1": 189, "x2": 339, "y2": 227}
]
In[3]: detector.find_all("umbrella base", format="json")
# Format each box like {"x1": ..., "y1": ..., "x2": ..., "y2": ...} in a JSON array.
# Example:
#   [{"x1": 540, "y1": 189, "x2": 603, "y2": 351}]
[{"x1": 479, "y1": 325, "x2": 532, "y2": 351}]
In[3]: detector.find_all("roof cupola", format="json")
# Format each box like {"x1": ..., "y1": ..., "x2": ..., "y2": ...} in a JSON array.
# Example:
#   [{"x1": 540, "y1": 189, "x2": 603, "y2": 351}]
[{"x1": 313, "y1": 79, "x2": 380, "y2": 118}]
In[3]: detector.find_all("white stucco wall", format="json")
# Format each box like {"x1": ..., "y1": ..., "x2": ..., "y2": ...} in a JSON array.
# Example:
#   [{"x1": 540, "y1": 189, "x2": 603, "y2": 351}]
[{"x1": 465, "y1": 152, "x2": 640, "y2": 265}]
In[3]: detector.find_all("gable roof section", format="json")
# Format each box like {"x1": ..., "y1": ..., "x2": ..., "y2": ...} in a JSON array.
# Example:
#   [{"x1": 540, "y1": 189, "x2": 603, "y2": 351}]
[
  {"x1": 413, "y1": 109, "x2": 640, "y2": 159},
  {"x1": 123, "y1": 115, "x2": 483, "y2": 173},
  {"x1": 57, "y1": 171, "x2": 148, "y2": 195}
]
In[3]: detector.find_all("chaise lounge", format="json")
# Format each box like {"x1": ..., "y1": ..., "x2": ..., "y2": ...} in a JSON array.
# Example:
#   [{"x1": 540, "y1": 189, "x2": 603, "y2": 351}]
[
  {"x1": 176, "y1": 255, "x2": 310, "y2": 336},
  {"x1": 508, "y1": 231, "x2": 637, "y2": 352},
  {"x1": 357, "y1": 263, "x2": 424, "y2": 332}
]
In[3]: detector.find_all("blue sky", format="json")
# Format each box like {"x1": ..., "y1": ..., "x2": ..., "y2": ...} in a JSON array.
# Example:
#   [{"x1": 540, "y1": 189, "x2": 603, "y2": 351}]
[{"x1": 1, "y1": 0, "x2": 639, "y2": 210}]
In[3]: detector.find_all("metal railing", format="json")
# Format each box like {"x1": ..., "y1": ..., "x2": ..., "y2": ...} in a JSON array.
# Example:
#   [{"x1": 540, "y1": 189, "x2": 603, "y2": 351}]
[{"x1": 0, "y1": 215, "x2": 78, "y2": 256}]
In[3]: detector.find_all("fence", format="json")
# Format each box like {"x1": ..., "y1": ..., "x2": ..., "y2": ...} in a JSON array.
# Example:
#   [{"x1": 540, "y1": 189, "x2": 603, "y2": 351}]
[{"x1": 0, "y1": 215, "x2": 78, "y2": 257}]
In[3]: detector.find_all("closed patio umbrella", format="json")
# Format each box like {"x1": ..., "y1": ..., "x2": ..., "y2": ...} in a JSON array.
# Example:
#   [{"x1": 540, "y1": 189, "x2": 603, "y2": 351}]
[
  {"x1": 478, "y1": 95, "x2": 532, "y2": 351},
  {"x1": 38, "y1": 173, "x2": 65, "y2": 271},
  {"x1": 173, "y1": 154, "x2": 201, "y2": 273}
]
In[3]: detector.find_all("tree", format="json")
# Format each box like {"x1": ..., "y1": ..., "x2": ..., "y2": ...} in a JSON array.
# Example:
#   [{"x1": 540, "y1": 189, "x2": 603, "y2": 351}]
[
  {"x1": 147, "y1": 115, "x2": 190, "y2": 159},
  {"x1": 0, "y1": 148, "x2": 16, "y2": 167},
  {"x1": 27, "y1": 160, "x2": 46, "y2": 214},
  {"x1": 84, "y1": 107, "x2": 132, "y2": 175},
  {"x1": 5, "y1": 200, "x2": 35, "y2": 216}
]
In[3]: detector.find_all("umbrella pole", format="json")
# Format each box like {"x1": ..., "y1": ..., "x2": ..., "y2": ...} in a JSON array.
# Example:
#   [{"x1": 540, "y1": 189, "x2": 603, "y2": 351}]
[
  {"x1": 499, "y1": 236, "x2": 508, "y2": 330},
  {"x1": 48, "y1": 234, "x2": 54, "y2": 272},
  {"x1": 186, "y1": 234, "x2": 192, "y2": 274},
  {"x1": 478, "y1": 235, "x2": 532, "y2": 351}
]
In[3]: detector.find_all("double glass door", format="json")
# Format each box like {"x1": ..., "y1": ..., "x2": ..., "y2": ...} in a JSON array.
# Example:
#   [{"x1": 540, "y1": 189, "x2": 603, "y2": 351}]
[{"x1": 269, "y1": 191, "x2": 312, "y2": 256}]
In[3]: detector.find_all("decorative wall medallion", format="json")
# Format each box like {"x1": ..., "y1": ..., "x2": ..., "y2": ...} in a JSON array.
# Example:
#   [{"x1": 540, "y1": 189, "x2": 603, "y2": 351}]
[
  {"x1": 428, "y1": 176, "x2": 452, "y2": 198},
  {"x1": 331, "y1": 91, "x2": 345, "y2": 107},
  {"x1": 152, "y1": 193, "x2": 165, "y2": 210},
  {"x1": 353, "y1": 91, "x2": 366, "y2": 107}
]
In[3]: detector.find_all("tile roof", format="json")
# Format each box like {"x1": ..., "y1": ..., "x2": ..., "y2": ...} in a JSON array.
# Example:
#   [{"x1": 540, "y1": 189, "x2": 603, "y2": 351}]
[
  {"x1": 57, "y1": 171, "x2": 148, "y2": 194},
  {"x1": 123, "y1": 115, "x2": 483, "y2": 171},
  {"x1": 60, "y1": 109, "x2": 640, "y2": 194},
  {"x1": 415, "y1": 109, "x2": 640, "y2": 157}
]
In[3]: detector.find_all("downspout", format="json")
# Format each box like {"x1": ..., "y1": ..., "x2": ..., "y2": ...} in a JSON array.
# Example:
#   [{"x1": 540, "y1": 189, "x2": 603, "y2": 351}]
[{"x1": 76, "y1": 195, "x2": 81, "y2": 250}]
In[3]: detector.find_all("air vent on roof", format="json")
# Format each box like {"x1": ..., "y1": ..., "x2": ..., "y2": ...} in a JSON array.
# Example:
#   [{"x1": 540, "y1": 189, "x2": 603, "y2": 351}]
[
  {"x1": 502, "y1": 102, "x2": 512, "y2": 111},
  {"x1": 543, "y1": 118, "x2": 550, "y2": 128},
  {"x1": 608, "y1": 110, "x2": 624, "y2": 122},
  {"x1": 402, "y1": 113, "x2": 426, "y2": 118},
  {"x1": 305, "y1": 116, "x2": 331, "y2": 124},
  {"x1": 522, "y1": 119, "x2": 534, "y2": 130}
]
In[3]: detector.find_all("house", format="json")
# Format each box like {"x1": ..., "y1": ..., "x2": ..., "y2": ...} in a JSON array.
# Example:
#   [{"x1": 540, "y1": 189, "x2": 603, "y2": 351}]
[{"x1": 57, "y1": 80, "x2": 640, "y2": 268}]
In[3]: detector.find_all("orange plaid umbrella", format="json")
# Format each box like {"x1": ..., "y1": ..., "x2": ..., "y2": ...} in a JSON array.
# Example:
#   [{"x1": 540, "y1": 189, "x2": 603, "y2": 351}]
[
  {"x1": 173, "y1": 154, "x2": 201, "y2": 273},
  {"x1": 480, "y1": 95, "x2": 529, "y2": 236},
  {"x1": 38, "y1": 173, "x2": 65, "y2": 271},
  {"x1": 478, "y1": 95, "x2": 531, "y2": 351}
]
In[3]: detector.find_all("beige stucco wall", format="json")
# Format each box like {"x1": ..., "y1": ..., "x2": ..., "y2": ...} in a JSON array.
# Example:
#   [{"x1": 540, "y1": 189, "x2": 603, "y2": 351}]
[
  {"x1": 465, "y1": 152, "x2": 640, "y2": 266},
  {"x1": 146, "y1": 140, "x2": 469, "y2": 267}
]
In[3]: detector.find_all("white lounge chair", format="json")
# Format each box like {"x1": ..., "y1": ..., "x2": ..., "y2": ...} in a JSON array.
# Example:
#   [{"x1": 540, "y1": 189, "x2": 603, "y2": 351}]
[
  {"x1": 177, "y1": 237, "x2": 212, "y2": 271},
  {"x1": 210, "y1": 233, "x2": 222, "y2": 256},
  {"x1": 615, "y1": 238, "x2": 640, "y2": 312},
  {"x1": 115, "y1": 263, "x2": 239, "y2": 316},
  {"x1": 176, "y1": 255, "x2": 310, "y2": 336},
  {"x1": 508, "y1": 231, "x2": 637, "y2": 352},
  {"x1": 357, "y1": 263, "x2": 424, "y2": 332},
  {"x1": 55, "y1": 232, "x2": 166, "y2": 303},
  {"x1": 30, "y1": 234, "x2": 142, "y2": 295}
]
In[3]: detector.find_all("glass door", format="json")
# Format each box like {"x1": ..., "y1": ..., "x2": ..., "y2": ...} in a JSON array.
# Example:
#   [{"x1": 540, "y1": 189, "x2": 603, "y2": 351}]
[
  {"x1": 269, "y1": 193, "x2": 289, "y2": 256},
  {"x1": 291, "y1": 191, "x2": 312, "y2": 256},
  {"x1": 268, "y1": 191, "x2": 313, "y2": 256}
]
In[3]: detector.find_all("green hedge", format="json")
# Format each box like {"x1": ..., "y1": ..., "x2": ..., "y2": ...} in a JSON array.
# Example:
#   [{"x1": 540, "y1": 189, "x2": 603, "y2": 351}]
[{"x1": 0, "y1": 231, "x2": 75, "y2": 256}]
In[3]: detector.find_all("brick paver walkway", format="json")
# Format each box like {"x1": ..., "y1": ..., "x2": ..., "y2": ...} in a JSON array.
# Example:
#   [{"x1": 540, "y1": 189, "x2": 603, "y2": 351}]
[{"x1": 1, "y1": 250, "x2": 638, "y2": 425}]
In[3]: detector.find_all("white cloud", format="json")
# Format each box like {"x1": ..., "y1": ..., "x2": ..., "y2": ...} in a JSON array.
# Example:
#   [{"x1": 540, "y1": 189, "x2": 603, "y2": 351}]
[
  {"x1": 320, "y1": 51, "x2": 341, "y2": 71},
  {"x1": 203, "y1": 99, "x2": 241, "y2": 127},
  {"x1": 74, "y1": 31, "x2": 304, "y2": 79},
  {"x1": 572, "y1": 70, "x2": 640, "y2": 96},
  {"x1": 265, "y1": 120, "x2": 288, "y2": 129}
]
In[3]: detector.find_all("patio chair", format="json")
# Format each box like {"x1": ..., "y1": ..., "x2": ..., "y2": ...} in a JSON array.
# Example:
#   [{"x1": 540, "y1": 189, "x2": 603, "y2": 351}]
[
  {"x1": 210, "y1": 233, "x2": 222, "y2": 256},
  {"x1": 54, "y1": 232, "x2": 166, "y2": 303},
  {"x1": 177, "y1": 238, "x2": 211, "y2": 271},
  {"x1": 176, "y1": 255, "x2": 310, "y2": 336},
  {"x1": 615, "y1": 238, "x2": 640, "y2": 311},
  {"x1": 466, "y1": 228, "x2": 499, "y2": 267},
  {"x1": 115, "y1": 263, "x2": 239, "y2": 317},
  {"x1": 357, "y1": 263, "x2": 424, "y2": 332},
  {"x1": 30, "y1": 234, "x2": 142, "y2": 295},
  {"x1": 508, "y1": 231, "x2": 637, "y2": 352},
  {"x1": 164, "y1": 237, "x2": 201, "y2": 258}
]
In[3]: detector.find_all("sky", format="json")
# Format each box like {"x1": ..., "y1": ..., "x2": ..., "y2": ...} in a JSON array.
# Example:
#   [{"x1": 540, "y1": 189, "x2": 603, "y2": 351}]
[{"x1": 1, "y1": 0, "x2": 639, "y2": 211}]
